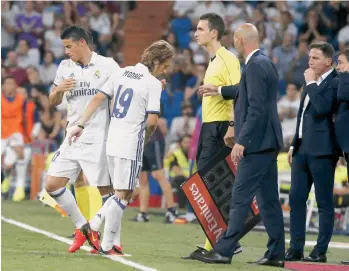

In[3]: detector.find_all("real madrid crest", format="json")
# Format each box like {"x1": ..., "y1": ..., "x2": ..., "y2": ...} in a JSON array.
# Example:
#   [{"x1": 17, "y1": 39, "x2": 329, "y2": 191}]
[{"x1": 94, "y1": 70, "x2": 101, "y2": 79}]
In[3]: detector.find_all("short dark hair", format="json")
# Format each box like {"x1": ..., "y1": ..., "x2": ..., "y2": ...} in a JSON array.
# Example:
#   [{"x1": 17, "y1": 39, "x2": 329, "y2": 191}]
[
  {"x1": 339, "y1": 48, "x2": 349, "y2": 62},
  {"x1": 309, "y1": 41, "x2": 335, "y2": 62},
  {"x1": 199, "y1": 13, "x2": 225, "y2": 40},
  {"x1": 287, "y1": 82, "x2": 302, "y2": 91},
  {"x1": 61, "y1": 25, "x2": 91, "y2": 45},
  {"x1": 1, "y1": 75, "x2": 15, "y2": 85}
]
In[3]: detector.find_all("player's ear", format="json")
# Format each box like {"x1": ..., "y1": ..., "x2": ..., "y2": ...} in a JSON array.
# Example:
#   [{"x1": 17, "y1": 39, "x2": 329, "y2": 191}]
[
  {"x1": 211, "y1": 29, "x2": 218, "y2": 40},
  {"x1": 80, "y1": 38, "x2": 86, "y2": 47}
]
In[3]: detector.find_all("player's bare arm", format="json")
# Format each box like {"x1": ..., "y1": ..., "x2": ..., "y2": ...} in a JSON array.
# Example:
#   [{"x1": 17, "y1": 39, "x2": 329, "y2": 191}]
[
  {"x1": 68, "y1": 91, "x2": 107, "y2": 144},
  {"x1": 144, "y1": 113, "x2": 158, "y2": 144},
  {"x1": 49, "y1": 78, "x2": 77, "y2": 106}
]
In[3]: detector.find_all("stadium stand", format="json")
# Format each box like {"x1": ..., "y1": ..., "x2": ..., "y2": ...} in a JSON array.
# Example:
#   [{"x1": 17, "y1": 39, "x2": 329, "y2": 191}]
[{"x1": 1, "y1": 0, "x2": 348, "y2": 233}]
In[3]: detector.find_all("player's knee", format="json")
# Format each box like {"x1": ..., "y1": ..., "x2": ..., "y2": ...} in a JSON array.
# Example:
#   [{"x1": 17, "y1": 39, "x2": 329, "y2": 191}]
[
  {"x1": 45, "y1": 176, "x2": 67, "y2": 193},
  {"x1": 98, "y1": 185, "x2": 113, "y2": 196},
  {"x1": 74, "y1": 172, "x2": 87, "y2": 188},
  {"x1": 14, "y1": 147, "x2": 24, "y2": 160},
  {"x1": 152, "y1": 169, "x2": 166, "y2": 182}
]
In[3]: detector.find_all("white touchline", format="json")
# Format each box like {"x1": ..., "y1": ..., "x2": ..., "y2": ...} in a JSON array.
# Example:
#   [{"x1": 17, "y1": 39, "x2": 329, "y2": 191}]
[
  {"x1": 1, "y1": 216, "x2": 159, "y2": 271},
  {"x1": 285, "y1": 239, "x2": 349, "y2": 250}
]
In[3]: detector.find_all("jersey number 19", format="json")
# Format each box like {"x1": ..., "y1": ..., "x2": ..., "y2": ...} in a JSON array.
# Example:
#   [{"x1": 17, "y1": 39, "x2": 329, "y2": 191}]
[{"x1": 112, "y1": 85, "x2": 134, "y2": 119}]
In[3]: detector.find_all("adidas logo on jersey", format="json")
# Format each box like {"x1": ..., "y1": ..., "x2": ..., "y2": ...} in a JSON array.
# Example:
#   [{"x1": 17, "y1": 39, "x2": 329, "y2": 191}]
[{"x1": 69, "y1": 73, "x2": 75, "y2": 78}]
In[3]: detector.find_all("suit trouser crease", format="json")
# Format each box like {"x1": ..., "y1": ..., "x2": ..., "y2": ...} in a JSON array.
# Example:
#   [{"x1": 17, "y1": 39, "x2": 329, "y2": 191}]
[
  {"x1": 289, "y1": 143, "x2": 335, "y2": 253},
  {"x1": 214, "y1": 151, "x2": 285, "y2": 260}
]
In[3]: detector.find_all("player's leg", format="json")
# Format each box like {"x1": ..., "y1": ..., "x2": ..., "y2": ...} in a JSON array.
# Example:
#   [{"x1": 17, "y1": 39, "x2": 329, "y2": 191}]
[
  {"x1": 99, "y1": 156, "x2": 139, "y2": 255},
  {"x1": 133, "y1": 155, "x2": 151, "y2": 222},
  {"x1": 75, "y1": 172, "x2": 96, "y2": 221},
  {"x1": 133, "y1": 171, "x2": 151, "y2": 222},
  {"x1": 82, "y1": 142, "x2": 113, "y2": 229},
  {"x1": 9, "y1": 133, "x2": 26, "y2": 201},
  {"x1": 1, "y1": 146, "x2": 17, "y2": 197},
  {"x1": 179, "y1": 159, "x2": 198, "y2": 223},
  {"x1": 184, "y1": 122, "x2": 242, "y2": 259},
  {"x1": 45, "y1": 144, "x2": 92, "y2": 252},
  {"x1": 78, "y1": 142, "x2": 115, "y2": 252},
  {"x1": 151, "y1": 169, "x2": 180, "y2": 223}
]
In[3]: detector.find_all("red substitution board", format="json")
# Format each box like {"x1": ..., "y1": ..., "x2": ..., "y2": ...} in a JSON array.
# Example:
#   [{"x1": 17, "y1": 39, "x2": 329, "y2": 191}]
[{"x1": 181, "y1": 147, "x2": 261, "y2": 246}]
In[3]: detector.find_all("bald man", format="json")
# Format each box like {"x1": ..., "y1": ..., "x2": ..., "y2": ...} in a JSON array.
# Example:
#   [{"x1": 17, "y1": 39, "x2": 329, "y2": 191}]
[{"x1": 194, "y1": 23, "x2": 285, "y2": 267}]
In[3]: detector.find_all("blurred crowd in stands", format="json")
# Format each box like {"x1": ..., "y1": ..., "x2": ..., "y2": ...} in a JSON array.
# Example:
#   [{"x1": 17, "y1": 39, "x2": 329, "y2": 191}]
[{"x1": 1, "y1": 1, "x2": 348, "y2": 215}]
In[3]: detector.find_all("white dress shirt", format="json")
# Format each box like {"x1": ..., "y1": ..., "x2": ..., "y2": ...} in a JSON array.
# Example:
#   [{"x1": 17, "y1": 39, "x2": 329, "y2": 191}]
[{"x1": 298, "y1": 68, "x2": 334, "y2": 139}]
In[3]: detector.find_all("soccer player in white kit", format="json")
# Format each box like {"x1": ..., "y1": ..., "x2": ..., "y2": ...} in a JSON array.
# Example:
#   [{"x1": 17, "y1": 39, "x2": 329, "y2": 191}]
[
  {"x1": 68, "y1": 40, "x2": 174, "y2": 255},
  {"x1": 45, "y1": 25, "x2": 119, "y2": 253}
]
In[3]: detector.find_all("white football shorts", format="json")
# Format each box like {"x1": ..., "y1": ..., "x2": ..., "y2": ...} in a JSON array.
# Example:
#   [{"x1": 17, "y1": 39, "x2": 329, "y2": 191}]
[
  {"x1": 1, "y1": 133, "x2": 24, "y2": 155},
  {"x1": 107, "y1": 156, "x2": 142, "y2": 190},
  {"x1": 47, "y1": 141, "x2": 111, "y2": 187}
]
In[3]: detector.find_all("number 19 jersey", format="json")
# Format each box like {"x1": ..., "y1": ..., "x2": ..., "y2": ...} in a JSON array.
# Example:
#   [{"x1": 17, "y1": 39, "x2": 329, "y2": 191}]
[{"x1": 100, "y1": 63, "x2": 162, "y2": 161}]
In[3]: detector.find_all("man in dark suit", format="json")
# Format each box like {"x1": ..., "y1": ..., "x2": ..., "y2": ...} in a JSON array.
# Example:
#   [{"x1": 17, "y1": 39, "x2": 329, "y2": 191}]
[
  {"x1": 335, "y1": 48, "x2": 349, "y2": 179},
  {"x1": 285, "y1": 42, "x2": 339, "y2": 263},
  {"x1": 335, "y1": 48, "x2": 349, "y2": 267},
  {"x1": 193, "y1": 23, "x2": 285, "y2": 267}
]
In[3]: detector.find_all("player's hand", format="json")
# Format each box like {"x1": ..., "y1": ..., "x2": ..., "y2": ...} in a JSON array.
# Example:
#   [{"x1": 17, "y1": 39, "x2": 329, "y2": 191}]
[
  {"x1": 224, "y1": 126, "x2": 235, "y2": 148},
  {"x1": 287, "y1": 148, "x2": 293, "y2": 165},
  {"x1": 57, "y1": 78, "x2": 77, "y2": 93},
  {"x1": 130, "y1": 188, "x2": 139, "y2": 203},
  {"x1": 231, "y1": 143, "x2": 245, "y2": 163},
  {"x1": 68, "y1": 126, "x2": 83, "y2": 145},
  {"x1": 304, "y1": 68, "x2": 316, "y2": 84},
  {"x1": 160, "y1": 79, "x2": 167, "y2": 90},
  {"x1": 199, "y1": 84, "x2": 219, "y2": 97},
  {"x1": 48, "y1": 132, "x2": 56, "y2": 139}
]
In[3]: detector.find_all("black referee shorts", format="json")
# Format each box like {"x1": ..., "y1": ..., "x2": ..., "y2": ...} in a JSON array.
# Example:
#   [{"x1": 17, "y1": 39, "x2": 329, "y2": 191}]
[
  {"x1": 196, "y1": 121, "x2": 229, "y2": 171},
  {"x1": 142, "y1": 140, "x2": 165, "y2": 172}
]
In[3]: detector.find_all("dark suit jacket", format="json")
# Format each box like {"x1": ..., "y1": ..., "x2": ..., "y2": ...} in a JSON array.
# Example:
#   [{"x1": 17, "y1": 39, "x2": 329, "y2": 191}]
[
  {"x1": 221, "y1": 85, "x2": 239, "y2": 100},
  {"x1": 233, "y1": 50, "x2": 283, "y2": 154},
  {"x1": 291, "y1": 69, "x2": 339, "y2": 156},
  {"x1": 335, "y1": 72, "x2": 349, "y2": 153}
]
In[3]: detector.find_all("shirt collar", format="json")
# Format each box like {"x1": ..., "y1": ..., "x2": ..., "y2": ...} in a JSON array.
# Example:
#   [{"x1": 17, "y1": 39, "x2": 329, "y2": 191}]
[
  {"x1": 211, "y1": 47, "x2": 225, "y2": 62},
  {"x1": 76, "y1": 52, "x2": 97, "y2": 68},
  {"x1": 318, "y1": 68, "x2": 334, "y2": 83},
  {"x1": 136, "y1": 63, "x2": 150, "y2": 73},
  {"x1": 245, "y1": 49, "x2": 260, "y2": 64}
]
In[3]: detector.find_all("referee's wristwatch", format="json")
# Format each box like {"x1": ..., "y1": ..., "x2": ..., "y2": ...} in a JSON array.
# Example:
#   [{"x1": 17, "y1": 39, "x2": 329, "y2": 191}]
[{"x1": 229, "y1": 121, "x2": 235, "y2": 127}]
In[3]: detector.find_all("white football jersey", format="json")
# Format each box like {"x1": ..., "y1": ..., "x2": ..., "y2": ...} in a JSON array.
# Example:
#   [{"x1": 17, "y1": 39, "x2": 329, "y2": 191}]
[
  {"x1": 100, "y1": 63, "x2": 162, "y2": 160},
  {"x1": 53, "y1": 52, "x2": 119, "y2": 143}
]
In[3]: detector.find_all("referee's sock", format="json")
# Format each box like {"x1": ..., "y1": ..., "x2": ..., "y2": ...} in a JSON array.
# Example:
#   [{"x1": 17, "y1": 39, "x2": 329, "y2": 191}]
[
  {"x1": 88, "y1": 186, "x2": 102, "y2": 219},
  {"x1": 75, "y1": 186, "x2": 91, "y2": 220},
  {"x1": 203, "y1": 238, "x2": 213, "y2": 251}
]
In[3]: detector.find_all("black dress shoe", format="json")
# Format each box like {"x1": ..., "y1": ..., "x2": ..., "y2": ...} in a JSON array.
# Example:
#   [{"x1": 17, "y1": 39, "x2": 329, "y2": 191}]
[
  {"x1": 302, "y1": 249, "x2": 327, "y2": 263},
  {"x1": 181, "y1": 245, "x2": 242, "y2": 260},
  {"x1": 341, "y1": 260, "x2": 349, "y2": 265},
  {"x1": 285, "y1": 247, "x2": 304, "y2": 261},
  {"x1": 247, "y1": 257, "x2": 285, "y2": 268},
  {"x1": 181, "y1": 246, "x2": 207, "y2": 260},
  {"x1": 193, "y1": 250, "x2": 232, "y2": 264}
]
